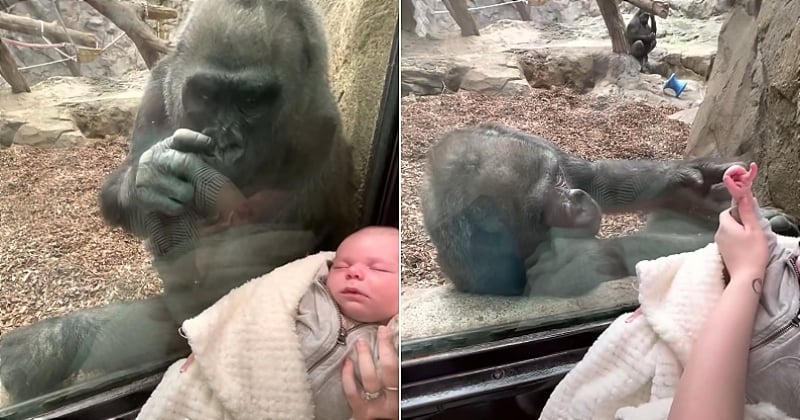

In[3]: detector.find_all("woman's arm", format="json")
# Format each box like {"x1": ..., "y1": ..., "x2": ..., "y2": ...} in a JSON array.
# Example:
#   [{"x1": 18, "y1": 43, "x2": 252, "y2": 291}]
[
  {"x1": 669, "y1": 163, "x2": 769, "y2": 420},
  {"x1": 667, "y1": 274, "x2": 763, "y2": 420}
]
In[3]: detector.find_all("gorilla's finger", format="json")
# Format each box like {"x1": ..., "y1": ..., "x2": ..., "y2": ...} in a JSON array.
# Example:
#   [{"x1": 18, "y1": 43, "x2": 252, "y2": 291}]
[
  {"x1": 157, "y1": 148, "x2": 212, "y2": 180},
  {"x1": 678, "y1": 167, "x2": 703, "y2": 187},
  {"x1": 134, "y1": 171, "x2": 195, "y2": 215},
  {"x1": 169, "y1": 129, "x2": 216, "y2": 154},
  {"x1": 137, "y1": 192, "x2": 185, "y2": 216}
]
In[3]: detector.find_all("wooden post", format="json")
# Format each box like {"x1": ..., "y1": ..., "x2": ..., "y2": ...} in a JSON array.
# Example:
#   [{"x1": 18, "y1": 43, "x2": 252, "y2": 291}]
[
  {"x1": 0, "y1": 38, "x2": 30, "y2": 93},
  {"x1": 443, "y1": 0, "x2": 479, "y2": 37}
]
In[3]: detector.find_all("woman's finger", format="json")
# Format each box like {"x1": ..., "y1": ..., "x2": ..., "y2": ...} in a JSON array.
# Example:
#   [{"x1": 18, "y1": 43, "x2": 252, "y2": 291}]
[
  {"x1": 356, "y1": 339, "x2": 381, "y2": 393},
  {"x1": 341, "y1": 359, "x2": 364, "y2": 408},
  {"x1": 736, "y1": 194, "x2": 761, "y2": 229}
]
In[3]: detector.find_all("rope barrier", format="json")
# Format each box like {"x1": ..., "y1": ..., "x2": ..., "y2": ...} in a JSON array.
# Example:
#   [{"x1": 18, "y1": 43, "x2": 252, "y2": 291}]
[
  {"x1": 2, "y1": 0, "x2": 135, "y2": 73},
  {"x1": 433, "y1": 0, "x2": 529, "y2": 14}
]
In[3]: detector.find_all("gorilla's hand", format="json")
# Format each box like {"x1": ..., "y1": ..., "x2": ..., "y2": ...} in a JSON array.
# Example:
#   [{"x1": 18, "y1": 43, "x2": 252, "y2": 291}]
[
  {"x1": 677, "y1": 160, "x2": 745, "y2": 195},
  {"x1": 135, "y1": 129, "x2": 220, "y2": 216},
  {"x1": 763, "y1": 207, "x2": 800, "y2": 237}
]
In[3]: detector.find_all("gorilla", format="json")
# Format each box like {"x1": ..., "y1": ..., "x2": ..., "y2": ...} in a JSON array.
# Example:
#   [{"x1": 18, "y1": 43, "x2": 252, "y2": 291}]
[
  {"x1": 627, "y1": 9, "x2": 657, "y2": 72},
  {"x1": 0, "y1": 0, "x2": 357, "y2": 404},
  {"x1": 420, "y1": 124, "x2": 799, "y2": 297}
]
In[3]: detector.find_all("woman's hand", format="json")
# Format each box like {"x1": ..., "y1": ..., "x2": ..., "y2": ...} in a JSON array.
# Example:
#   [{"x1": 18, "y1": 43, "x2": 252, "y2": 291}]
[
  {"x1": 342, "y1": 326, "x2": 399, "y2": 420},
  {"x1": 715, "y1": 162, "x2": 768, "y2": 286}
]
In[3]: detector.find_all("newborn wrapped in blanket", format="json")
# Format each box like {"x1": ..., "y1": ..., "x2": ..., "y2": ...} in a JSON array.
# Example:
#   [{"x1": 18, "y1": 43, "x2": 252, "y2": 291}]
[
  {"x1": 538, "y1": 232, "x2": 800, "y2": 420},
  {"x1": 136, "y1": 251, "x2": 399, "y2": 420}
]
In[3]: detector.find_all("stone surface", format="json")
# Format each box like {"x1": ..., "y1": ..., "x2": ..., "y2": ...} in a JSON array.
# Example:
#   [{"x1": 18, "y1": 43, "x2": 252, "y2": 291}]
[
  {"x1": 687, "y1": 0, "x2": 800, "y2": 217},
  {"x1": 0, "y1": 75, "x2": 145, "y2": 148}
]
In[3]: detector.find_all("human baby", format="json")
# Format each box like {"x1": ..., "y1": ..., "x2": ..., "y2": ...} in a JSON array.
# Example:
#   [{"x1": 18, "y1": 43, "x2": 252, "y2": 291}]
[{"x1": 136, "y1": 225, "x2": 400, "y2": 420}]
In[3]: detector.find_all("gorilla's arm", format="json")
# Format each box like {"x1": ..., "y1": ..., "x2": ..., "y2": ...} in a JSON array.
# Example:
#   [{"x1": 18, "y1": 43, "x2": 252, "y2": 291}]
[
  {"x1": 98, "y1": 62, "x2": 172, "y2": 237},
  {"x1": 0, "y1": 289, "x2": 220, "y2": 402},
  {"x1": 558, "y1": 153, "x2": 731, "y2": 217}
]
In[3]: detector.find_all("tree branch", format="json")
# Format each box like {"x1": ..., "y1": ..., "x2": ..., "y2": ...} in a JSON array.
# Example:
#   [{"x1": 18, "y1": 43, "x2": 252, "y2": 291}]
[
  {"x1": 622, "y1": 0, "x2": 670, "y2": 18},
  {"x1": 133, "y1": 3, "x2": 178, "y2": 21},
  {"x1": 82, "y1": 0, "x2": 173, "y2": 69},
  {"x1": 0, "y1": 11, "x2": 97, "y2": 47}
]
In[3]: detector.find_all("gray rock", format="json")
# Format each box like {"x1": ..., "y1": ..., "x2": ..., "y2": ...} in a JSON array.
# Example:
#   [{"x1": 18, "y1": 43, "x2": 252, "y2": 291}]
[{"x1": 687, "y1": 0, "x2": 800, "y2": 217}]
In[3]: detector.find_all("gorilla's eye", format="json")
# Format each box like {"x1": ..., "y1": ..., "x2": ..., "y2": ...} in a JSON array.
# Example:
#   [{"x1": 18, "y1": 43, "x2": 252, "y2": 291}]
[{"x1": 237, "y1": 84, "x2": 281, "y2": 114}]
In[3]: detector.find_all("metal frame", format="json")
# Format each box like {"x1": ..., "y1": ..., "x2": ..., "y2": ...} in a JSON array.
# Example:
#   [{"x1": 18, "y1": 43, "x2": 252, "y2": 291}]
[{"x1": 401, "y1": 306, "x2": 636, "y2": 419}]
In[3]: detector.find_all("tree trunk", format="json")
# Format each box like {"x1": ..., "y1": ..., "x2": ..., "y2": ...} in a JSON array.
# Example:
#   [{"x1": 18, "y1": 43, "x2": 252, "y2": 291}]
[
  {"x1": 443, "y1": 0, "x2": 479, "y2": 37},
  {"x1": 596, "y1": 0, "x2": 628, "y2": 53},
  {"x1": 0, "y1": 12, "x2": 97, "y2": 47},
  {"x1": 507, "y1": 0, "x2": 532, "y2": 21},
  {"x1": 622, "y1": 0, "x2": 670, "y2": 19},
  {"x1": 0, "y1": 38, "x2": 30, "y2": 93},
  {"x1": 82, "y1": 0, "x2": 173, "y2": 69}
]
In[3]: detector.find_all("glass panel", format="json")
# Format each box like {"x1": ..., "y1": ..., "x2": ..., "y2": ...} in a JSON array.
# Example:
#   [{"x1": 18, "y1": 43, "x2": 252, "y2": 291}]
[
  {"x1": 400, "y1": 0, "x2": 796, "y2": 357},
  {"x1": 0, "y1": 0, "x2": 398, "y2": 416}
]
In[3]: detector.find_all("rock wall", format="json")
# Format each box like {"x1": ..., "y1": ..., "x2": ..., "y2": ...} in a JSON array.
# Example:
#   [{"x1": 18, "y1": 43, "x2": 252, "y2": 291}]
[
  {"x1": 313, "y1": 0, "x2": 398, "y2": 213},
  {"x1": 686, "y1": 0, "x2": 800, "y2": 216}
]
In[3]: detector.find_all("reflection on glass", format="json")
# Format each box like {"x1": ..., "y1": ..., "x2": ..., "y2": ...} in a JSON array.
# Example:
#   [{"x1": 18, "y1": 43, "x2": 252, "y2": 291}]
[{"x1": 0, "y1": 0, "x2": 397, "y2": 416}]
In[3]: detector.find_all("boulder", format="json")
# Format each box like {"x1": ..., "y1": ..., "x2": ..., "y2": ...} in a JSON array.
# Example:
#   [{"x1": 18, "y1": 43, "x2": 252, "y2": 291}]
[{"x1": 686, "y1": 0, "x2": 800, "y2": 216}]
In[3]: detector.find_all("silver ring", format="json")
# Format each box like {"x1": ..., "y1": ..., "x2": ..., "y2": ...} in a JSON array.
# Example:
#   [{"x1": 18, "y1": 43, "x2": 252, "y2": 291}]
[
  {"x1": 361, "y1": 389, "x2": 382, "y2": 401},
  {"x1": 384, "y1": 386, "x2": 399, "y2": 392}
]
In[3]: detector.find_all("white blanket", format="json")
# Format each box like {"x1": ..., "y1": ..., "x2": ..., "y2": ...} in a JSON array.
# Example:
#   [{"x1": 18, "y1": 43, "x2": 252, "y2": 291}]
[
  {"x1": 136, "y1": 251, "x2": 335, "y2": 420},
  {"x1": 538, "y1": 240, "x2": 798, "y2": 420}
]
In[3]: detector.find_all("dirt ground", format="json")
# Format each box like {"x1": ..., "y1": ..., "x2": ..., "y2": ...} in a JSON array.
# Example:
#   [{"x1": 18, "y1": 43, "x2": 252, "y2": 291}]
[
  {"x1": 0, "y1": 139, "x2": 160, "y2": 335},
  {"x1": 400, "y1": 88, "x2": 692, "y2": 289}
]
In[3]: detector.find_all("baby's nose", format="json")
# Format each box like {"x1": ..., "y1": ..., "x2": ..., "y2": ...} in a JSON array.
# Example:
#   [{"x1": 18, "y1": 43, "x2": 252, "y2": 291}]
[{"x1": 346, "y1": 264, "x2": 366, "y2": 279}]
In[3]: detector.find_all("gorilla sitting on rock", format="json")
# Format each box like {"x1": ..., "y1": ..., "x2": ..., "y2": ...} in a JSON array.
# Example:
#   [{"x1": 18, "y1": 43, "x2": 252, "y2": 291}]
[
  {"x1": 0, "y1": 0, "x2": 357, "y2": 405},
  {"x1": 420, "y1": 124, "x2": 799, "y2": 297}
]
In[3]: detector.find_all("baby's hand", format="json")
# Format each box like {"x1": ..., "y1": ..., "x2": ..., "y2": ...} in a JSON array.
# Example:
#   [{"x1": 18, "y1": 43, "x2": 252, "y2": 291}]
[{"x1": 722, "y1": 162, "x2": 758, "y2": 202}]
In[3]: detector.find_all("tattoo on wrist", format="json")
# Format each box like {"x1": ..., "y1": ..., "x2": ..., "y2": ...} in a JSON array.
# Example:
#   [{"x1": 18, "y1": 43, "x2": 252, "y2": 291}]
[{"x1": 752, "y1": 278, "x2": 763, "y2": 295}]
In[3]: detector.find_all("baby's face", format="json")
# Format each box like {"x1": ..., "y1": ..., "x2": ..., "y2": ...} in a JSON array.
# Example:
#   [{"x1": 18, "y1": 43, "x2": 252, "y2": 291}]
[{"x1": 327, "y1": 228, "x2": 399, "y2": 324}]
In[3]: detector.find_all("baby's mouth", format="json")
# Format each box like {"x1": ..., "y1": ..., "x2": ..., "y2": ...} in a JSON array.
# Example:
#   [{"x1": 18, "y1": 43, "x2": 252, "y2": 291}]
[{"x1": 342, "y1": 287, "x2": 367, "y2": 297}]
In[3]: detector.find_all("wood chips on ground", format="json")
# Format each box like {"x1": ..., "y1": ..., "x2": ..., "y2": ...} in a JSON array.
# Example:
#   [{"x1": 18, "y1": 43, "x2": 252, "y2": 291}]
[
  {"x1": 400, "y1": 88, "x2": 691, "y2": 289},
  {"x1": 0, "y1": 139, "x2": 161, "y2": 335}
]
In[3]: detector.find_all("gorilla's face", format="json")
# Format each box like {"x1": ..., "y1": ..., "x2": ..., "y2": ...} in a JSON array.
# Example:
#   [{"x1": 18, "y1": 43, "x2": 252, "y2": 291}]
[
  {"x1": 639, "y1": 13, "x2": 651, "y2": 25},
  {"x1": 180, "y1": 70, "x2": 283, "y2": 181}
]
